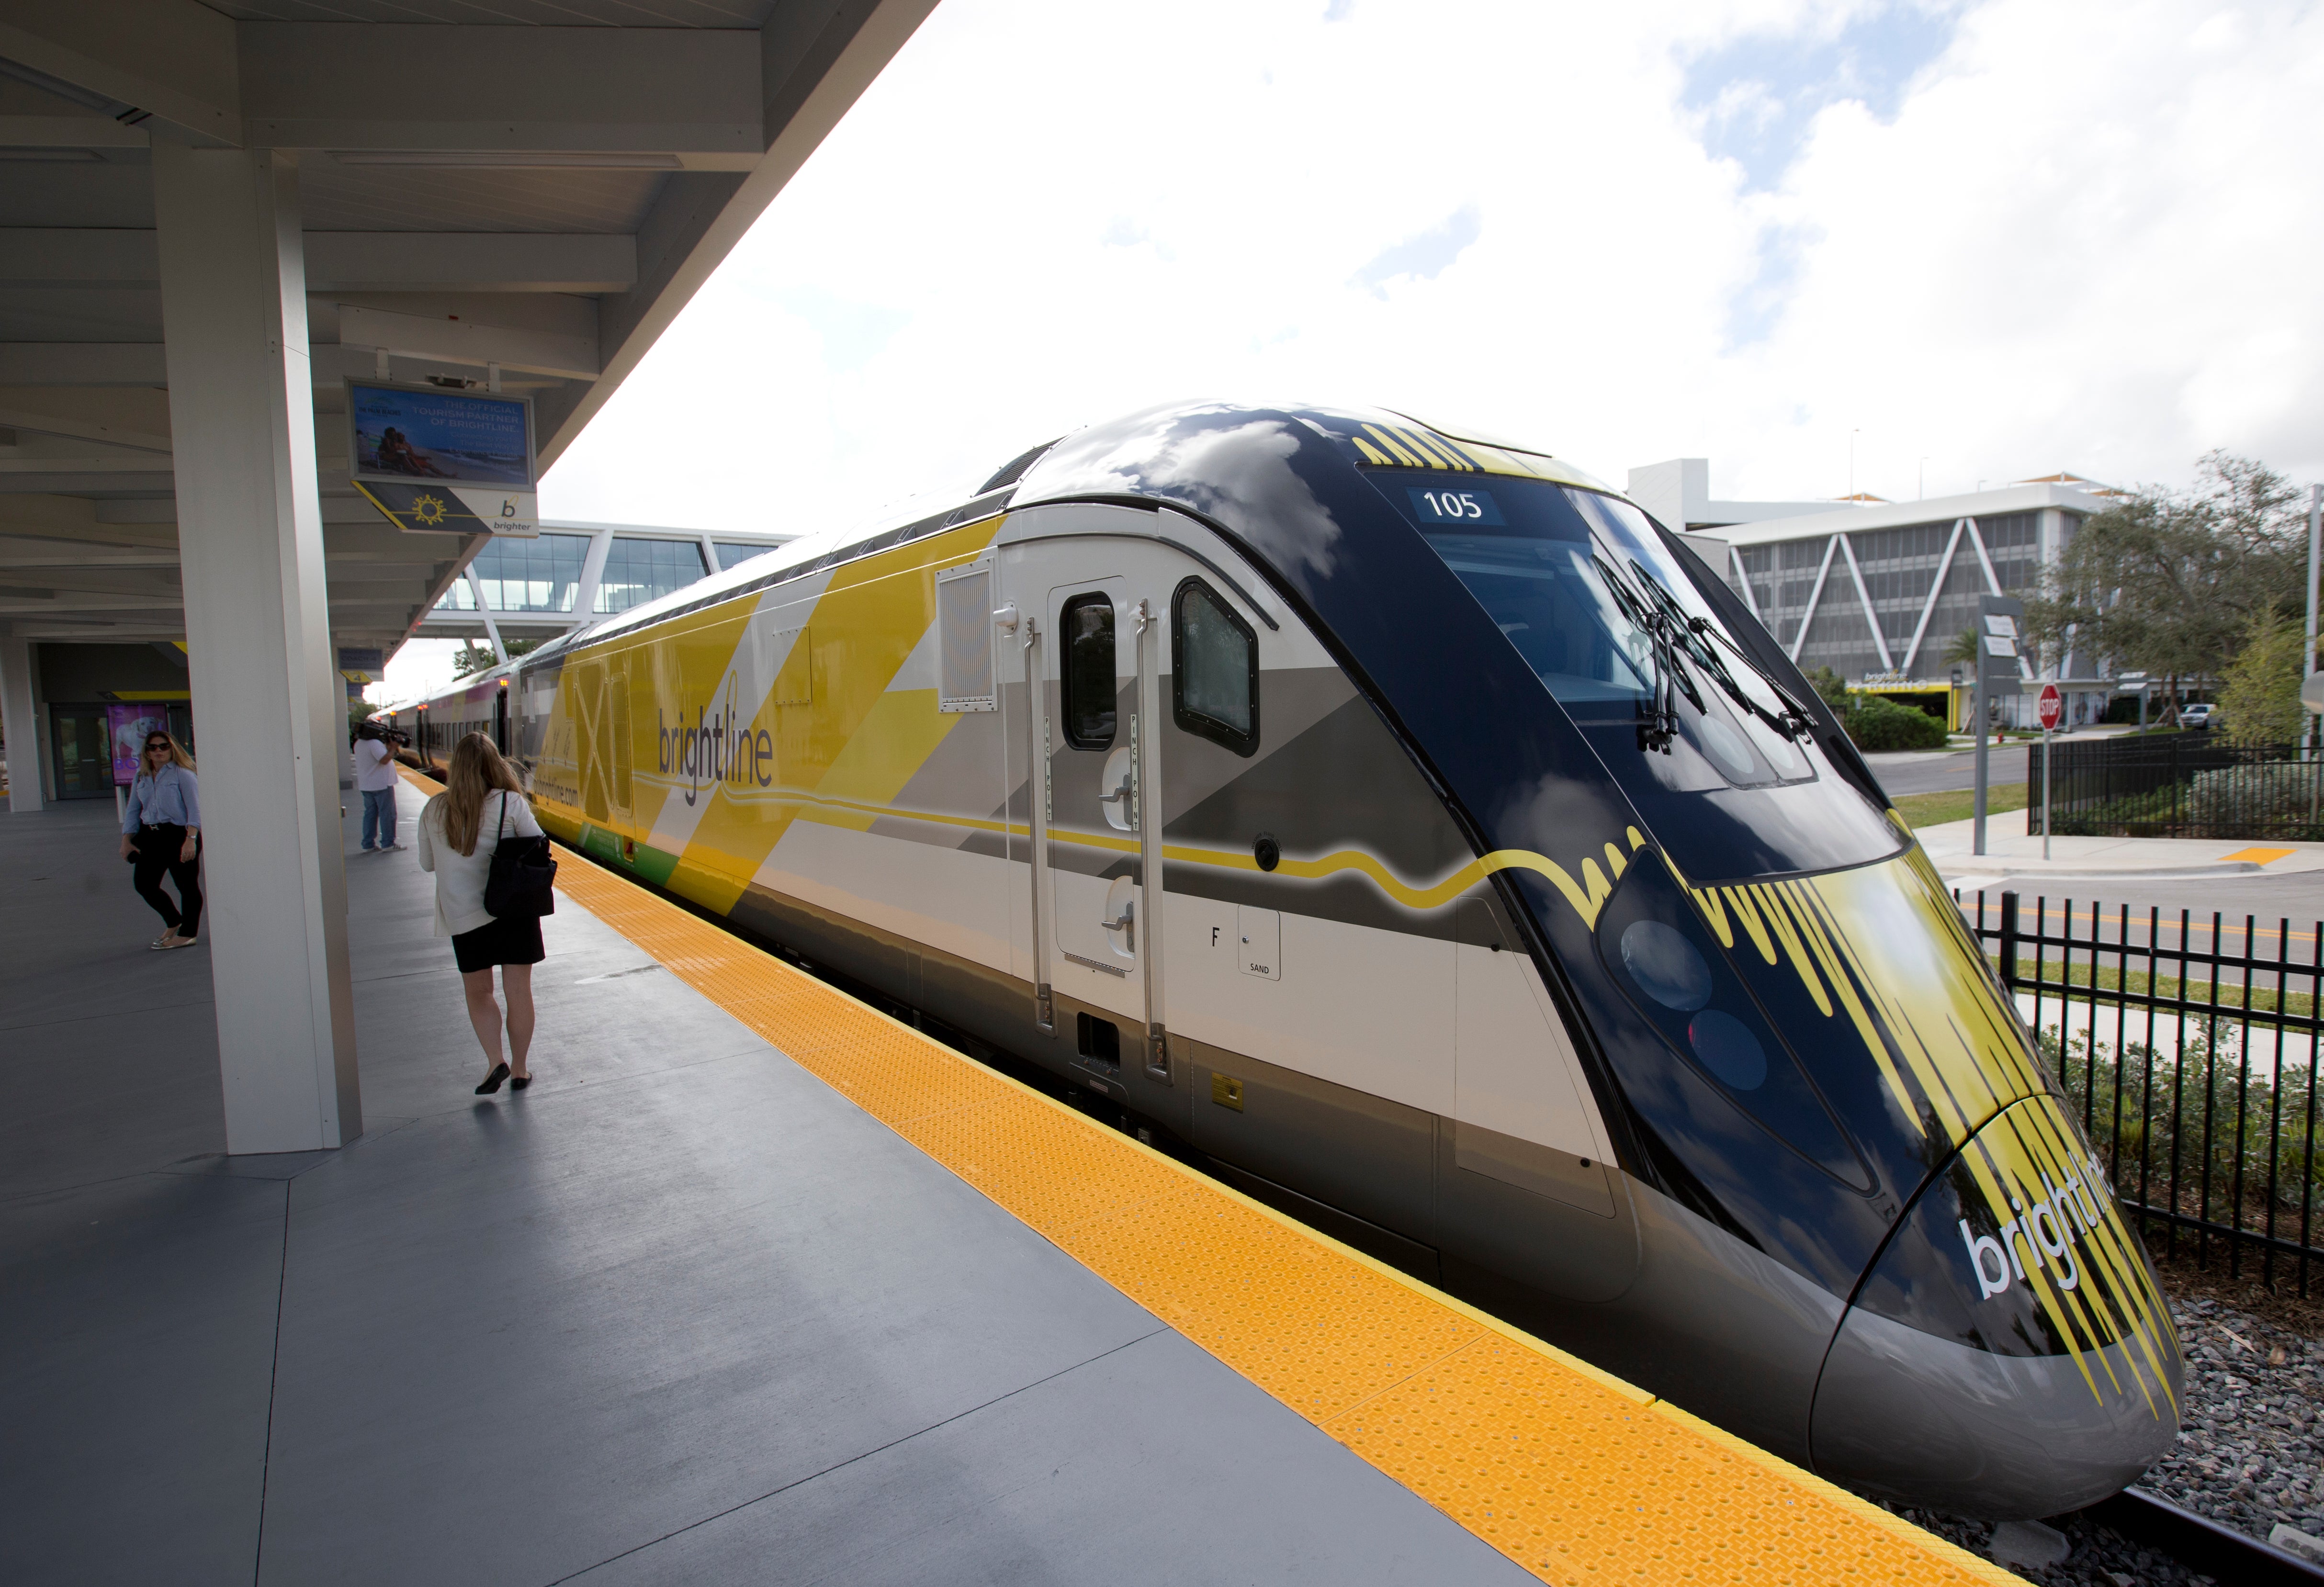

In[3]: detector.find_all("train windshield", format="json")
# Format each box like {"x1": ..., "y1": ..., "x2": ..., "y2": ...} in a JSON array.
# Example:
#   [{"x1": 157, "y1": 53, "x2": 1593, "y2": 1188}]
[
  {"x1": 1401, "y1": 477, "x2": 1812, "y2": 781},
  {"x1": 1381, "y1": 470, "x2": 1906, "y2": 878}
]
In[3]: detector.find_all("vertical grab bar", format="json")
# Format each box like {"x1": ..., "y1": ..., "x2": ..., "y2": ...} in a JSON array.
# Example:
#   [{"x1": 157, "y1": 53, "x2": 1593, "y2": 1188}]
[
  {"x1": 1133, "y1": 597, "x2": 1169, "y2": 1081},
  {"x1": 999, "y1": 604, "x2": 1055, "y2": 1035}
]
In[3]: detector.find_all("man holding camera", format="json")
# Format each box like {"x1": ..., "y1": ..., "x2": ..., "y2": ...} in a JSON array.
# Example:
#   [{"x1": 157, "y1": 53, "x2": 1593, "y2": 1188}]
[{"x1": 354, "y1": 722, "x2": 405, "y2": 851}]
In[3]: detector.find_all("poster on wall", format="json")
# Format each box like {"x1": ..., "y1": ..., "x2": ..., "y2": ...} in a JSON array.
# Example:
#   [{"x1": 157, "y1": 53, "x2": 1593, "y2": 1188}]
[{"x1": 107, "y1": 704, "x2": 167, "y2": 787}]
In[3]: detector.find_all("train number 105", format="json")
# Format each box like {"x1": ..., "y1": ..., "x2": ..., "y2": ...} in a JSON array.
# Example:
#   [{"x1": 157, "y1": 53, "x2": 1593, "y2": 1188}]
[{"x1": 1406, "y1": 484, "x2": 1505, "y2": 526}]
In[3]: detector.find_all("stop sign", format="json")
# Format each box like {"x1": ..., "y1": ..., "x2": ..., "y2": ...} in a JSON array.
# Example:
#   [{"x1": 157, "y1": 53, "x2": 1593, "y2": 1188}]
[{"x1": 2038, "y1": 683, "x2": 2063, "y2": 731}]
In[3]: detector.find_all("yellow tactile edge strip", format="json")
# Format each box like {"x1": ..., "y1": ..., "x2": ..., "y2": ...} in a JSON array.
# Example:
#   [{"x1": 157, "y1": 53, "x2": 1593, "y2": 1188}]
[{"x1": 402, "y1": 771, "x2": 2015, "y2": 1585}]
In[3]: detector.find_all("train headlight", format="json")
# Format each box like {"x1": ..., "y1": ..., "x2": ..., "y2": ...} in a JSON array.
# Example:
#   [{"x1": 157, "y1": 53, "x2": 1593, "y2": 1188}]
[{"x1": 1593, "y1": 849, "x2": 1865, "y2": 1185}]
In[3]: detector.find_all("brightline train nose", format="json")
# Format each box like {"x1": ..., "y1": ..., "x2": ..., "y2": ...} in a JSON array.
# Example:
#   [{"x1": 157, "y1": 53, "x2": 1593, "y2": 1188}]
[{"x1": 1810, "y1": 1095, "x2": 2183, "y2": 1520}]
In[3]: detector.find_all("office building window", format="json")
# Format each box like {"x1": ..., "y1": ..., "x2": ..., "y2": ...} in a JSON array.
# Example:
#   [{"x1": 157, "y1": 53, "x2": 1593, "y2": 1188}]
[
  {"x1": 435, "y1": 532, "x2": 589, "y2": 613},
  {"x1": 595, "y1": 537, "x2": 707, "y2": 613},
  {"x1": 715, "y1": 541, "x2": 775, "y2": 572}
]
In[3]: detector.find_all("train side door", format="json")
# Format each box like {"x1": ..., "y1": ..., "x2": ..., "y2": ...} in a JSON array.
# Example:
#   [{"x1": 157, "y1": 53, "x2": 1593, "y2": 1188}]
[
  {"x1": 1004, "y1": 542, "x2": 1175, "y2": 1097},
  {"x1": 1048, "y1": 577, "x2": 1138, "y2": 979}
]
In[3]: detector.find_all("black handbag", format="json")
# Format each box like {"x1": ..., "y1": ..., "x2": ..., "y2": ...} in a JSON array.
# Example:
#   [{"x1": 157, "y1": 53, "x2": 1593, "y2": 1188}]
[{"x1": 484, "y1": 792, "x2": 557, "y2": 919}]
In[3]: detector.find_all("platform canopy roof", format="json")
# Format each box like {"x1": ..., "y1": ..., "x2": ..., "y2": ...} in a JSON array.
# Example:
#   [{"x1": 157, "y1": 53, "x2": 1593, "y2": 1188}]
[{"x1": 0, "y1": 0, "x2": 935, "y2": 653}]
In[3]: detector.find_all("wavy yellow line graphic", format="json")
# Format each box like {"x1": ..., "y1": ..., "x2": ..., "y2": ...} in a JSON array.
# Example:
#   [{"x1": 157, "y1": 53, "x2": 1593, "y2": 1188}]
[{"x1": 707, "y1": 776, "x2": 1646, "y2": 928}]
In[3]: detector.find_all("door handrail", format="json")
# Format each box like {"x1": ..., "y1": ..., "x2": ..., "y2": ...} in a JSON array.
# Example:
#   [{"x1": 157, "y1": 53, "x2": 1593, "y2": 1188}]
[
  {"x1": 1000, "y1": 604, "x2": 1055, "y2": 1035},
  {"x1": 1134, "y1": 597, "x2": 1170, "y2": 1081}
]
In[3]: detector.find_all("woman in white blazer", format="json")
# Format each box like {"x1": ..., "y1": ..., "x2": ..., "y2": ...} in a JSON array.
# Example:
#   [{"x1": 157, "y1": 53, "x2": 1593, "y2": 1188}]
[{"x1": 417, "y1": 732, "x2": 545, "y2": 1094}]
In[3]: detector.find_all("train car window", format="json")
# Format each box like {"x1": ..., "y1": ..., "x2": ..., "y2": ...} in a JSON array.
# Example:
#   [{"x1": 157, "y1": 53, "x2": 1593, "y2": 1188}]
[
  {"x1": 1173, "y1": 578, "x2": 1259, "y2": 756},
  {"x1": 1059, "y1": 592, "x2": 1116, "y2": 749}
]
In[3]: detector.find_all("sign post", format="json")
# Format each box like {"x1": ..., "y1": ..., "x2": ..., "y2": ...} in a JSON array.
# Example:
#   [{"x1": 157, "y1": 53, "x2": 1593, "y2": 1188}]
[
  {"x1": 2307, "y1": 484, "x2": 2320, "y2": 759},
  {"x1": 2038, "y1": 682, "x2": 2063, "y2": 861},
  {"x1": 1973, "y1": 594, "x2": 2024, "y2": 858}
]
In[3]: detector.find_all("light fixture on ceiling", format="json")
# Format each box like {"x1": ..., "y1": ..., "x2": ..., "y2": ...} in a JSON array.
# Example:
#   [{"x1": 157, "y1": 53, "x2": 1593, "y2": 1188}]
[{"x1": 329, "y1": 151, "x2": 683, "y2": 169}]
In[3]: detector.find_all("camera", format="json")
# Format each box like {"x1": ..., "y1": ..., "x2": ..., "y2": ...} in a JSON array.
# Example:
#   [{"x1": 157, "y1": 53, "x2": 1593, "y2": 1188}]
[{"x1": 355, "y1": 721, "x2": 409, "y2": 747}]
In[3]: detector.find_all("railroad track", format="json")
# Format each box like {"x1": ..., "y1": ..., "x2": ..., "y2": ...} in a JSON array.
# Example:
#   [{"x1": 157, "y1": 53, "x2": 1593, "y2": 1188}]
[{"x1": 2087, "y1": 1488, "x2": 2324, "y2": 1585}]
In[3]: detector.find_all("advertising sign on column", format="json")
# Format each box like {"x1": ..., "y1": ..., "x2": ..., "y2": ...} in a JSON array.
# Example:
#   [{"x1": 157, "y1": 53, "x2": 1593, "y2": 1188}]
[
  {"x1": 106, "y1": 704, "x2": 168, "y2": 786},
  {"x1": 345, "y1": 379, "x2": 539, "y2": 537}
]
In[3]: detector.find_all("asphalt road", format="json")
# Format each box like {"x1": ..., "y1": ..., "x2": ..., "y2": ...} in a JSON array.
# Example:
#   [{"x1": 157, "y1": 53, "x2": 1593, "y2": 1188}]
[{"x1": 1861, "y1": 744, "x2": 2031, "y2": 796}]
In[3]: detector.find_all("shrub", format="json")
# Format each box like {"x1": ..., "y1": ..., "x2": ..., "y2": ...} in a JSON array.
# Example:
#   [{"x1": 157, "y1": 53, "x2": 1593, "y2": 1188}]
[
  {"x1": 1843, "y1": 693, "x2": 1948, "y2": 751},
  {"x1": 2188, "y1": 760, "x2": 2324, "y2": 833},
  {"x1": 2042, "y1": 1025, "x2": 2324, "y2": 1224}
]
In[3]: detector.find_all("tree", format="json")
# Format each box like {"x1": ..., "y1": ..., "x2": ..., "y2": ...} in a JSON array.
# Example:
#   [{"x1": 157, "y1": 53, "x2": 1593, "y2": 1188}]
[
  {"x1": 2024, "y1": 451, "x2": 2308, "y2": 720},
  {"x1": 1804, "y1": 664, "x2": 1851, "y2": 715},
  {"x1": 451, "y1": 638, "x2": 540, "y2": 679},
  {"x1": 2219, "y1": 610, "x2": 2306, "y2": 746},
  {"x1": 1941, "y1": 627, "x2": 1980, "y2": 670}
]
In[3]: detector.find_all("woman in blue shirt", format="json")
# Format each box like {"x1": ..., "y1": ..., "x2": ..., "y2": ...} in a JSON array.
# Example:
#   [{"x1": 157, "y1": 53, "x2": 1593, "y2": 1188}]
[{"x1": 118, "y1": 731, "x2": 203, "y2": 950}]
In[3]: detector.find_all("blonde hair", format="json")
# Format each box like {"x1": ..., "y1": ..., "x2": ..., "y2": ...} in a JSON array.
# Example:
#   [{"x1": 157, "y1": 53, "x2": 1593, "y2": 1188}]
[
  {"x1": 429, "y1": 732, "x2": 523, "y2": 857},
  {"x1": 139, "y1": 730, "x2": 196, "y2": 776}
]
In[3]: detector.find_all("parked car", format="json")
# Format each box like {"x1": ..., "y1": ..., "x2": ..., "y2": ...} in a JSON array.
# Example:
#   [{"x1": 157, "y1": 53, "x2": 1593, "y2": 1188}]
[{"x1": 2180, "y1": 703, "x2": 2215, "y2": 729}]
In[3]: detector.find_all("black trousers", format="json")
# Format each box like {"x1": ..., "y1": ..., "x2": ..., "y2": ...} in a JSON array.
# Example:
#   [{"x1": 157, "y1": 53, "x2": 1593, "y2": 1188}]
[{"x1": 132, "y1": 822, "x2": 203, "y2": 935}]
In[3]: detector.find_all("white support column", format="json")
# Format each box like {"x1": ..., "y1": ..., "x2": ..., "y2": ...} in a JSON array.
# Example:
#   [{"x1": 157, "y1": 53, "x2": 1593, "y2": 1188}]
[
  {"x1": 468, "y1": 566, "x2": 508, "y2": 662},
  {"x1": 0, "y1": 632, "x2": 42, "y2": 812},
  {"x1": 1964, "y1": 517, "x2": 2001, "y2": 593},
  {"x1": 1728, "y1": 546, "x2": 1762, "y2": 620},
  {"x1": 1837, "y1": 534, "x2": 1894, "y2": 672},
  {"x1": 571, "y1": 528, "x2": 613, "y2": 624},
  {"x1": 154, "y1": 145, "x2": 361, "y2": 1153},
  {"x1": 1899, "y1": 519, "x2": 1966, "y2": 675},
  {"x1": 1787, "y1": 535, "x2": 1839, "y2": 662}
]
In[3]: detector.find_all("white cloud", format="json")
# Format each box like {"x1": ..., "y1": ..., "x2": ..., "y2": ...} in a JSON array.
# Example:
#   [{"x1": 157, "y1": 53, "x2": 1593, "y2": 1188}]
[{"x1": 540, "y1": 0, "x2": 2324, "y2": 542}]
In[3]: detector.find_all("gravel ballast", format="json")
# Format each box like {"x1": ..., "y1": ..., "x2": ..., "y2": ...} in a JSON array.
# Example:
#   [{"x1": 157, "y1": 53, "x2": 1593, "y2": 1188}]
[{"x1": 1876, "y1": 1294, "x2": 2323, "y2": 1583}]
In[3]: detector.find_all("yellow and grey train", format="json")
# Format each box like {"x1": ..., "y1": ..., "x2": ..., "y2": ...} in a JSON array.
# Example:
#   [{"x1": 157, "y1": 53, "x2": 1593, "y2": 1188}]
[{"x1": 388, "y1": 401, "x2": 2182, "y2": 1519}]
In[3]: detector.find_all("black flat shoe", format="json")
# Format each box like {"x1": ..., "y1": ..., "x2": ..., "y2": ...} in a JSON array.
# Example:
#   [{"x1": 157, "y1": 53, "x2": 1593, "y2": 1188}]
[
  {"x1": 509, "y1": 1073, "x2": 532, "y2": 1091},
  {"x1": 474, "y1": 1063, "x2": 510, "y2": 1095}
]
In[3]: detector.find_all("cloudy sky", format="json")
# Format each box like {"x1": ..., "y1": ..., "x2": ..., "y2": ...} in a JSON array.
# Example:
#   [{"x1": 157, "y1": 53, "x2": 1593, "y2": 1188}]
[{"x1": 390, "y1": 0, "x2": 2324, "y2": 693}]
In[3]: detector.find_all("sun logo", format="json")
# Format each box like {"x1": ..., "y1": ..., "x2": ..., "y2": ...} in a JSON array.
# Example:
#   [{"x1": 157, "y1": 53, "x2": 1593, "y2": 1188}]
[{"x1": 411, "y1": 493, "x2": 448, "y2": 527}]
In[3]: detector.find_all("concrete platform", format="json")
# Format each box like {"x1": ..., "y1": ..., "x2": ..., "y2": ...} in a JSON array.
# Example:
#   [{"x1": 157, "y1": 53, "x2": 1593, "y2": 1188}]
[{"x1": 0, "y1": 781, "x2": 1531, "y2": 1586}]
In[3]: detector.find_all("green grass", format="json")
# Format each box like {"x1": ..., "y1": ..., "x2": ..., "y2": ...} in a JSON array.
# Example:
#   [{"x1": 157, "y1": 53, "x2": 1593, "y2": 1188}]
[{"x1": 1894, "y1": 781, "x2": 2028, "y2": 829}]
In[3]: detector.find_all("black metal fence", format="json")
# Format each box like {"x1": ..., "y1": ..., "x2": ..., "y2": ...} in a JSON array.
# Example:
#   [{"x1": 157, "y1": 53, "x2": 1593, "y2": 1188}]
[
  {"x1": 1958, "y1": 888, "x2": 2324, "y2": 1294},
  {"x1": 2031, "y1": 734, "x2": 2324, "y2": 840}
]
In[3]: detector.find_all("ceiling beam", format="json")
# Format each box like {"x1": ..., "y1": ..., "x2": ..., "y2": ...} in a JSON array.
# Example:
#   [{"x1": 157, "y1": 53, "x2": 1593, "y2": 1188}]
[
  {"x1": 307, "y1": 234, "x2": 636, "y2": 295},
  {"x1": 241, "y1": 25, "x2": 759, "y2": 158},
  {"x1": 0, "y1": 403, "x2": 170, "y2": 453},
  {"x1": 0, "y1": 115, "x2": 147, "y2": 148},
  {"x1": 333, "y1": 305, "x2": 598, "y2": 381},
  {"x1": 0, "y1": 591, "x2": 180, "y2": 612},
  {"x1": 0, "y1": 231, "x2": 638, "y2": 295},
  {"x1": 0, "y1": 343, "x2": 166, "y2": 386},
  {"x1": 0, "y1": 537, "x2": 174, "y2": 567},
  {"x1": 0, "y1": 228, "x2": 155, "y2": 286},
  {"x1": 0, "y1": 0, "x2": 240, "y2": 148}
]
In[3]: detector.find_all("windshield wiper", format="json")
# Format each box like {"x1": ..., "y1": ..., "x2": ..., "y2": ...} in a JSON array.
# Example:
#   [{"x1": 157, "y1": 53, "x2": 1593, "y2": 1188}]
[
  {"x1": 1598, "y1": 555, "x2": 1815, "y2": 749},
  {"x1": 1593, "y1": 554, "x2": 1701, "y2": 752}
]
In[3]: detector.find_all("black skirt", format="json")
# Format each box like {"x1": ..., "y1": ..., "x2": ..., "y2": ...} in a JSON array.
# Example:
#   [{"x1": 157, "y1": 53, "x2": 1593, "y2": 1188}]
[{"x1": 451, "y1": 913, "x2": 544, "y2": 974}]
